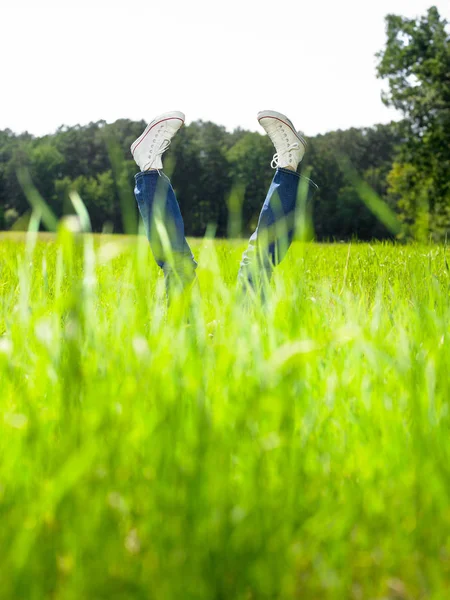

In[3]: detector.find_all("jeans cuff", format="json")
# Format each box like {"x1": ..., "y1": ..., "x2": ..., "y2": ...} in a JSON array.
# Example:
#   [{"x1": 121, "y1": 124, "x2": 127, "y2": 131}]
[
  {"x1": 134, "y1": 170, "x2": 161, "y2": 182},
  {"x1": 276, "y1": 167, "x2": 300, "y2": 178}
]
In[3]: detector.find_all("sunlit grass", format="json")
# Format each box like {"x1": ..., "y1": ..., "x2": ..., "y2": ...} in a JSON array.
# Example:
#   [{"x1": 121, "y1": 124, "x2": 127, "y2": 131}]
[{"x1": 1, "y1": 232, "x2": 450, "y2": 599}]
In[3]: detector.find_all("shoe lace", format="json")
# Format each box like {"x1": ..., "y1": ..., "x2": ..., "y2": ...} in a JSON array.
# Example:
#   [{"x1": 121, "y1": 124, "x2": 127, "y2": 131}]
[
  {"x1": 146, "y1": 139, "x2": 171, "y2": 175},
  {"x1": 270, "y1": 142, "x2": 300, "y2": 169}
]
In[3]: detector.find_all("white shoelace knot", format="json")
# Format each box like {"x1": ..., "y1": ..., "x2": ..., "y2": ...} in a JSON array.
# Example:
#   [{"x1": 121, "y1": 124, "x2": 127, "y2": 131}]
[{"x1": 270, "y1": 142, "x2": 301, "y2": 169}]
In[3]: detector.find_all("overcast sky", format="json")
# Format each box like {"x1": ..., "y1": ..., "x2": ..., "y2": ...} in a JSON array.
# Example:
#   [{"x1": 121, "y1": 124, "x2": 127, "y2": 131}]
[{"x1": 1, "y1": 0, "x2": 448, "y2": 138}]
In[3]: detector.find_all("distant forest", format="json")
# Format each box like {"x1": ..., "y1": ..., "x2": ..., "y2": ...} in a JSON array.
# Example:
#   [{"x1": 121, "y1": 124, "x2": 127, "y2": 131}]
[
  {"x1": 0, "y1": 120, "x2": 403, "y2": 240},
  {"x1": 0, "y1": 6, "x2": 448, "y2": 241}
]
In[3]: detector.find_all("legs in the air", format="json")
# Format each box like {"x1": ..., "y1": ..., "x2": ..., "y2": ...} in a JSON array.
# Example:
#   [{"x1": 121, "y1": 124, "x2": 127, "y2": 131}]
[
  {"x1": 238, "y1": 110, "x2": 319, "y2": 294},
  {"x1": 131, "y1": 112, "x2": 197, "y2": 298},
  {"x1": 131, "y1": 109, "x2": 318, "y2": 300}
]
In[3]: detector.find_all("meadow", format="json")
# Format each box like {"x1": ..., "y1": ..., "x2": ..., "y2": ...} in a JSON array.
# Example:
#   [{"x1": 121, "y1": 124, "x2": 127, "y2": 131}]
[{"x1": 1, "y1": 231, "x2": 449, "y2": 599}]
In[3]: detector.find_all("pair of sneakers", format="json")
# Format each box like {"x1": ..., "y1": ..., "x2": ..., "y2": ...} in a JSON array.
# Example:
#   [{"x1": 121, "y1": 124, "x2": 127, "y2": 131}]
[{"x1": 130, "y1": 110, "x2": 307, "y2": 172}]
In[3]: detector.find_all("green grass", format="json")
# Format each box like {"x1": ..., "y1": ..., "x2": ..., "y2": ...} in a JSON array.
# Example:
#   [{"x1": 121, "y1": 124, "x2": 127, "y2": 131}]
[{"x1": 1, "y1": 231, "x2": 450, "y2": 599}]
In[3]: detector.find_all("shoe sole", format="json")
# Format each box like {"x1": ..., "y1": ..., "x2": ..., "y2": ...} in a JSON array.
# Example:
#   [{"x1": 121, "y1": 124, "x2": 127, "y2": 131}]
[
  {"x1": 257, "y1": 110, "x2": 307, "y2": 150},
  {"x1": 130, "y1": 111, "x2": 185, "y2": 156}
]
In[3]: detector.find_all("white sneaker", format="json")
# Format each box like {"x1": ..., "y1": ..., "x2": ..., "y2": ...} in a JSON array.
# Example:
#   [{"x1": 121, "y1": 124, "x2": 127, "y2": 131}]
[
  {"x1": 130, "y1": 111, "x2": 185, "y2": 171},
  {"x1": 257, "y1": 110, "x2": 307, "y2": 170}
]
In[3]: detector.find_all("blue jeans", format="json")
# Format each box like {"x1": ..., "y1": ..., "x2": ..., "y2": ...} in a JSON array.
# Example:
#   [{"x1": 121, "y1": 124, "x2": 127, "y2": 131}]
[{"x1": 134, "y1": 168, "x2": 318, "y2": 296}]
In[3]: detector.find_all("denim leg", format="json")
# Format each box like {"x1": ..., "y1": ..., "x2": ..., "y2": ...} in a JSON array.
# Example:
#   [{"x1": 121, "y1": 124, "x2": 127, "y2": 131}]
[
  {"x1": 134, "y1": 171, "x2": 197, "y2": 294},
  {"x1": 238, "y1": 167, "x2": 318, "y2": 291}
]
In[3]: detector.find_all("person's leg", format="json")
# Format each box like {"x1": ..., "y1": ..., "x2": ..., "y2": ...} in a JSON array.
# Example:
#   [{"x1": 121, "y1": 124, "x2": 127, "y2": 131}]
[
  {"x1": 238, "y1": 110, "x2": 318, "y2": 294},
  {"x1": 131, "y1": 111, "x2": 197, "y2": 297},
  {"x1": 134, "y1": 170, "x2": 197, "y2": 294},
  {"x1": 238, "y1": 168, "x2": 318, "y2": 289}
]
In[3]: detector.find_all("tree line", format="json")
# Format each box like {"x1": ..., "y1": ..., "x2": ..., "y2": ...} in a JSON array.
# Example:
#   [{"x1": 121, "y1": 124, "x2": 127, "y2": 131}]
[
  {"x1": 0, "y1": 120, "x2": 401, "y2": 240},
  {"x1": 0, "y1": 6, "x2": 448, "y2": 241}
]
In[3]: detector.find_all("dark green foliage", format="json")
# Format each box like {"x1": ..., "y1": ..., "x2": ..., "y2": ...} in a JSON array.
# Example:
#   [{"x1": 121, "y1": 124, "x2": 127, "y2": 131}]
[
  {"x1": 0, "y1": 119, "x2": 402, "y2": 240},
  {"x1": 304, "y1": 125, "x2": 402, "y2": 240},
  {"x1": 171, "y1": 121, "x2": 232, "y2": 237},
  {"x1": 227, "y1": 131, "x2": 274, "y2": 234},
  {"x1": 376, "y1": 6, "x2": 450, "y2": 240}
]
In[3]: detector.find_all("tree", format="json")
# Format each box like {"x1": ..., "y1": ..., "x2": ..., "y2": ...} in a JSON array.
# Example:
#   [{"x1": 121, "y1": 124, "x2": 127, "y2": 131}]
[
  {"x1": 29, "y1": 143, "x2": 64, "y2": 213},
  {"x1": 376, "y1": 6, "x2": 450, "y2": 239},
  {"x1": 227, "y1": 132, "x2": 273, "y2": 235},
  {"x1": 171, "y1": 121, "x2": 231, "y2": 237},
  {"x1": 304, "y1": 126, "x2": 399, "y2": 240}
]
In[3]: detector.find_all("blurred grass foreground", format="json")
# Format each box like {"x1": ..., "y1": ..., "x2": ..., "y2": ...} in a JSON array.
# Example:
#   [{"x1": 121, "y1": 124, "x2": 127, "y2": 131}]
[{"x1": 1, "y1": 230, "x2": 450, "y2": 599}]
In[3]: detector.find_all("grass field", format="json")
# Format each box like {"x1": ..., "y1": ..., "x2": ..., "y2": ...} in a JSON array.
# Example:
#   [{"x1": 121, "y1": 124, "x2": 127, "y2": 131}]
[{"x1": 1, "y1": 231, "x2": 450, "y2": 599}]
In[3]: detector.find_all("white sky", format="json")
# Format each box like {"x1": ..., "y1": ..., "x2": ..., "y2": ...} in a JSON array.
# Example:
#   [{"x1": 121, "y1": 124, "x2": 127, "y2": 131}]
[{"x1": 1, "y1": 0, "x2": 449, "y2": 138}]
